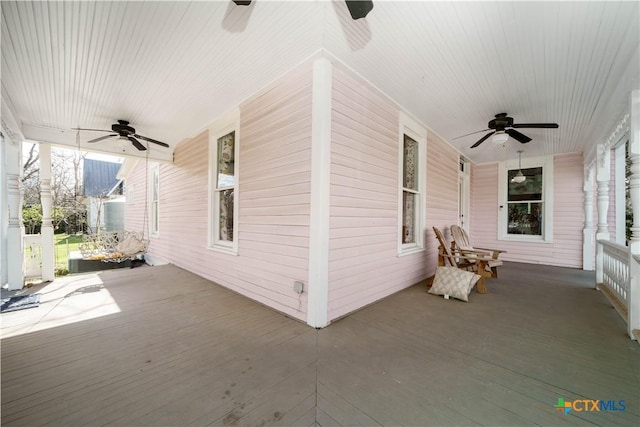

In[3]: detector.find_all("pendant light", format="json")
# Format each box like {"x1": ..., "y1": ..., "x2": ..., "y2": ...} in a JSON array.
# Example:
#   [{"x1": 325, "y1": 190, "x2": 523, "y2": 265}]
[{"x1": 511, "y1": 151, "x2": 526, "y2": 183}]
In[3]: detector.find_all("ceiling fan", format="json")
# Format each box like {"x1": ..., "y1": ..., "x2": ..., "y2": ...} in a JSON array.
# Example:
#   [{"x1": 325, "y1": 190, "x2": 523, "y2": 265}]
[
  {"x1": 233, "y1": 1, "x2": 374, "y2": 20},
  {"x1": 457, "y1": 113, "x2": 558, "y2": 149},
  {"x1": 73, "y1": 120, "x2": 169, "y2": 151}
]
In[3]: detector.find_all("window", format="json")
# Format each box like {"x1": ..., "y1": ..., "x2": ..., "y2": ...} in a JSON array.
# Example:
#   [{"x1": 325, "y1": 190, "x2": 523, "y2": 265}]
[
  {"x1": 398, "y1": 113, "x2": 427, "y2": 254},
  {"x1": 402, "y1": 135, "x2": 419, "y2": 244},
  {"x1": 506, "y1": 167, "x2": 543, "y2": 236},
  {"x1": 149, "y1": 163, "x2": 159, "y2": 236},
  {"x1": 498, "y1": 156, "x2": 553, "y2": 242},
  {"x1": 209, "y1": 110, "x2": 239, "y2": 254}
]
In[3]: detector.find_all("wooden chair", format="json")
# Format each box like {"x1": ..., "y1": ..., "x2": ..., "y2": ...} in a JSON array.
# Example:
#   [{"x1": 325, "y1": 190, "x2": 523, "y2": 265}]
[
  {"x1": 450, "y1": 225, "x2": 505, "y2": 278},
  {"x1": 432, "y1": 226, "x2": 492, "y2": 293}
]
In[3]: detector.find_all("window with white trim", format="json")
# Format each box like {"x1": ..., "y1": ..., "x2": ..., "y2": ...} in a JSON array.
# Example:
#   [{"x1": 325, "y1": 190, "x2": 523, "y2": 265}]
[
  {"x1": 398, "y1": 113, "x2": 427, "y2": 254},
  {"x1": 149, "y1": 163, "x2": 159, "y2": 237},
  {"x1": 498, "y1": 156, "x2": 553, "y2": 242},
  {"x1": 208, "y1": 111, "x2": 239, "y2": 254}
]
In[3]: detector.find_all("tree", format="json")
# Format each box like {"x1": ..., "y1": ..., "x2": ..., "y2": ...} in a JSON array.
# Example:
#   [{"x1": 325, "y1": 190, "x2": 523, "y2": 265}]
[
  {"x1": 22, "y1": 205, "x2": 42, "y2": 234},
  {"x1": 21, "y1": 143, "x2": 88, "y2": 233},
  {"x1": 22, "y1": 143, "x2": 40, "y2": 205}
]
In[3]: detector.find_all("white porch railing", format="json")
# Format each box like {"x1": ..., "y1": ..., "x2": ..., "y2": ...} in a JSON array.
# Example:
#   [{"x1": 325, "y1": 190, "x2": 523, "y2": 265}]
[
  {"x1": 24, "y1": 234, "x2": 43, "y2": 279},
  {"x1": 598, "y1": 239, "x2": 631, "y2": 322}
]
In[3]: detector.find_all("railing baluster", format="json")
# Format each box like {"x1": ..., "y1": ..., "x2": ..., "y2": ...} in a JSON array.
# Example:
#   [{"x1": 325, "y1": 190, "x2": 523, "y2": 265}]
[{"x1": 599, "y1": 239, "x2": 630, "y2": 319}]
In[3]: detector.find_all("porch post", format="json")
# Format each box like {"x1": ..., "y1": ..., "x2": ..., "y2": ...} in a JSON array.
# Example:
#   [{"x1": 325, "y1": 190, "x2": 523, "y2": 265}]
[
  {"x1": 627, "y1": 89, "x2": 640, "y2": 339},
  {"x1": 595, "y1": 144, "x2": 611, "y2": 286},
  {"x1": 39, "y1": 143, "x2": 55, "y2": 281},
  {"x1": 4, "y1": 136, "x2": 25, "y2": 290},
  {"x1": 582, "y1": 164, "x2": 594, "y2": 270},
  {"x1": 307, "y1": 56, "x2": 332, "y2": 328}
]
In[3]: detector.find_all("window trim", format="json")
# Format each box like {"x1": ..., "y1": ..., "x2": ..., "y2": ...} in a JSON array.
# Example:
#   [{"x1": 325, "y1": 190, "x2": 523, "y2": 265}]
[
  {"x1": 208, "y1": 109, "x2": 240, "y2": 255},
  {"x1": 498, "y1": 155, "x2": 553, "y2": 242},
  {"x1": 149, "y1": 162, "x2": 160, "y2": 237},
  {"x1": 397, "y1": 112, "x2": 427, "y2": 256}
]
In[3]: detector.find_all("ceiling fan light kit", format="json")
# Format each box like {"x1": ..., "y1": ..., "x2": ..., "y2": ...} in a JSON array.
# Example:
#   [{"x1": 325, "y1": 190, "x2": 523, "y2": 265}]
[{"x1": 492, "y1": 131, "x2": 509, "y2": 144}]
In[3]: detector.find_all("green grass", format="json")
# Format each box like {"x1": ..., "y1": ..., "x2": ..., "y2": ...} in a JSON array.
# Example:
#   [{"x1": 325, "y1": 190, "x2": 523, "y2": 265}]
[{"x1": 54, "y1": 233, "x2": 83, "y2": 270}]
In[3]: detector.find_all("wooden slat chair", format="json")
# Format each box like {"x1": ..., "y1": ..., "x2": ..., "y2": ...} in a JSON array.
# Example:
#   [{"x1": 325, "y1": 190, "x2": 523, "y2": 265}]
[
  {"x1": 432, "y1": 226, "x2": 492, "y2": 293},
  {"x1": 450, "y1": 224, "x2": 505, "y2": 278}
]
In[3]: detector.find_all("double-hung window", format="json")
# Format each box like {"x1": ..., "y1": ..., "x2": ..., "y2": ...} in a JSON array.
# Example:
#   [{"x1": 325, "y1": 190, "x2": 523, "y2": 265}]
[
  {"x1": 398, "y1": 113, "x2": 427, "y2": 254},
  {"x1": 498, "y1": 155, "x2": 553, "y2": 242},
  {"x1": 209, "y1": 111, "x2": 239, "y2": 254}
]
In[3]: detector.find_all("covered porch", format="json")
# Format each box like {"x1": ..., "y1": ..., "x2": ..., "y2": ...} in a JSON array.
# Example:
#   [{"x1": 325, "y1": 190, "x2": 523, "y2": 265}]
[{"x1": 2, "y1": 262, "x2": 638, "y2": 426}]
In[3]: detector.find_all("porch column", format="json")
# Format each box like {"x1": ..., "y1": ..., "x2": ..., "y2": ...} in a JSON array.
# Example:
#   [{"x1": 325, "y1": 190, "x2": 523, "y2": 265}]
[
  {"x1": 628, "y1": 89, "x2": 640, "y2": 339},
  {"x1": 595, "y1": 144, "x2": 611, "y2": 286},
  {"x1": 39, "y1": 143, "x2": 55, "y2": 281},
  {"x1": 307, "y1": 56, "x2": 332, "y2": 328},
  {"x1": 4, "y1": 136, "x2": 25, "y2": 290},
  {"x1": 582, "y1": 165, "x2": 594, "y2": 270}
]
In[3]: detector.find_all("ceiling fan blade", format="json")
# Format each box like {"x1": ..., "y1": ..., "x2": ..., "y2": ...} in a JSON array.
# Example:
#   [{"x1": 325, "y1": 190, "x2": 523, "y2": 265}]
[
  {"x1": 506, "y1": 129, "x2": 532, "y2": 144},
  {"x1": 452, "y1": 128, "x2": 491, "y2": 140},
  {"x1": 511, "y1": 123, "x2": 559, "y2": 129},
  {"x1": 134, "y1": 134, "x2": 169, "y2": 147},
  {"x1": 470, "y1": 131, "x2": 494, "y2": 148},
  {"x1": 345, "y1": 0, "x2": 374, "y2": 20},
  {"x1": 87, "y1": 134, "x2": 117, "y2": 143},
  {"x1": 72, "y1": 127, "x2": 112, "y2": 132},
  {"x1": 128, "y1": 136, "x2": 147, "y2": 151}
]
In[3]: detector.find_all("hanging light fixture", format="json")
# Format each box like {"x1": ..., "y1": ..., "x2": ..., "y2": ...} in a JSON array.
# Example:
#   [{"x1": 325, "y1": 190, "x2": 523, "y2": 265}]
[
  {"x1": 492, "y1": 131, "x2": 509, "y2": 144},
  {"x1": 511, "y1": 150, "x2": 526, "y2": 183}
]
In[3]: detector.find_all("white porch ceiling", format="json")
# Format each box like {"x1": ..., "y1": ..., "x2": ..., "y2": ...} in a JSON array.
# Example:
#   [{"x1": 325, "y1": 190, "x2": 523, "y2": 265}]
[{"x1": 2, "y1": 1, "x2": 638, "y2": 164}]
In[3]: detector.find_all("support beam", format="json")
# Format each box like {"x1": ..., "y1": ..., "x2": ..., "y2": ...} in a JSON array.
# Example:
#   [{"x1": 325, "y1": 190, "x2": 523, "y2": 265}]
[
  {"x1": 39, "y1": 143, "x2": 55, "y2": 281},
  {"x1": 628, "y1": 89, "x2": 640, "y2": 339},
  {"x1": 3, "y1": 135, "x2": 25, "y2": 290},
  {"x1": 595, "y1": 144, "x2": 611, "y2": 285},
  {"x1": 583, "y1": 165, "x2": 594, "y2": 270}
]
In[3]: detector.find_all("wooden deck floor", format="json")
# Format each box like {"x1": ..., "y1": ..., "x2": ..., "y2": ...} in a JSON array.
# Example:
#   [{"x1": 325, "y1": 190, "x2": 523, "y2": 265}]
[{"x1": 1, "y1": 262, "x2": 638, "y2": 426}]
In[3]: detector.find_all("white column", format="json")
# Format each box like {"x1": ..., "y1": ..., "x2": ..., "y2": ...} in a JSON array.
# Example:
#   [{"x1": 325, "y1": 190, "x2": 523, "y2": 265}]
[
  {"x1": 582, "y1": 165, "x2": 594, "y2": 270},
  {"x1": 627, "y1": 89, "x2": 640, "y2": 339},
  {"x1": 4, "y1": 137, "x2": 25, "y2": 290},
  {"x1": 595, "y1": 144, "x2": 611, "y2": 285},
  {"x1": 306, "y1": 56, "x2": 332, "y2": 328},
  {"x1": 39, "y1": 143, "x2": 55, "y2": 281}
]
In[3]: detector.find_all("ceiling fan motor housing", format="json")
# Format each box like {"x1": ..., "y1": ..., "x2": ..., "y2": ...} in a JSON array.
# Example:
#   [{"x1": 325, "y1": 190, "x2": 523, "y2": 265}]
[
  {"x1": 488, "y1": 113, "x2": 513, "y2": 131},
  {"x1": 112, "y1": 120, "x2": 135, "y2": 136}
]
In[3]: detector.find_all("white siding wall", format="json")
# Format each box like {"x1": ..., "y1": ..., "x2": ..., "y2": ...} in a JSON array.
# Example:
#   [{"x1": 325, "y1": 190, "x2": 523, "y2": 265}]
[
  {"x1": 125, "y1": 61, "x2": 313, "y2": 322},
  {"x1": 470, "y1": 153, "x2": 584, "y2": 267}
]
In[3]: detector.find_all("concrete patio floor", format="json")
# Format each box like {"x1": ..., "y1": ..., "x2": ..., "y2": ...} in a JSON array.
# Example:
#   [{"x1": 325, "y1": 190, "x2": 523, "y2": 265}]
[{"x1": 1, "y1": 262, "x2": 638, "y2": 426}]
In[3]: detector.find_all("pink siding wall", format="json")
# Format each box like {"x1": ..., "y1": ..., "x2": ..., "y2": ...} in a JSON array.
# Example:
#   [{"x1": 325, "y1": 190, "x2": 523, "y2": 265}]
[
  {"x1": 125, "y1": 61, "x2": 313, "y2": 322},
  {"x1": 326, "y1": 64, "x2": 460, "y2": 321},
  {"x1": 425, "y1": 133, "x2": 461, "y2": 261},
  {"x1": 470, "y1": 153, "x2": 584, "y2": 268}
]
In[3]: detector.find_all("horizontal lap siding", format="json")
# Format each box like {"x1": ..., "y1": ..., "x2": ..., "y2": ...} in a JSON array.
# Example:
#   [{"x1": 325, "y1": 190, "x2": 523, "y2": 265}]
[
  {"x1": 425, "y1": 133, "x2": 460, "y2": 271},
  {"x1": 470, "y1": 153, "x2": 584, "y2": 267},
  {"x1": 125, "y1": 62, "x2": 313, "y2": 322},
  {"x1": 238, "y1": 61, "x2": 313, "y2": 321},
  {"x1": 124, "y1": 167, "x2": 146, "y2": 237},
  {"x1": 327, "y1": 65, "x2": 429, "y2": 322}
]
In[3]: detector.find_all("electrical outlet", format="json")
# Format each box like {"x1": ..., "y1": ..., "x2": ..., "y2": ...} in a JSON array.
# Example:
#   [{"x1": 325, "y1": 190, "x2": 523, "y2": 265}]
[{"x1": 293, "y1": 281, "x2": 304, "y2": 294}]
